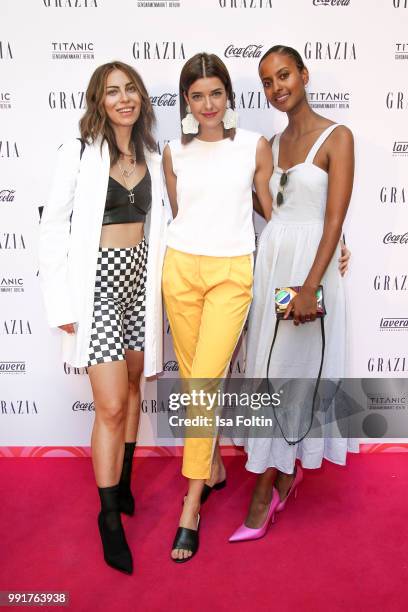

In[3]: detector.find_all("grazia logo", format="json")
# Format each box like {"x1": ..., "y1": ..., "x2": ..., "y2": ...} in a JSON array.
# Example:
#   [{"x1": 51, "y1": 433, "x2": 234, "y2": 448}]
[
  {"x1": 304, "y1": 41, "x2": 357, "y2": 60},
  {"x1": 0, "y1": 42, "x2": 13, "y2": 60},
  {"x1": 218, "y1": 0, "x2": 272, "y2": 7},
  {"x1": 132, "y1": 41, "x2": 186, "y2": 60},
  {"x1": 43, "y1": 1, "x2": 98, "y2": 7},
  {"x1": 386, "y1": 91, "x2": 408, "y2": 110}
]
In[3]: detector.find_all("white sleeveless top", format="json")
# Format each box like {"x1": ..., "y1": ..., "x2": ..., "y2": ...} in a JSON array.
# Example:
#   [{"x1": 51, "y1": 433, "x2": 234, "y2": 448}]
[
  {"x1": 270, "y1": 124, "x2": 340, "y2": 224},
  {"x1": 166, "y1": 128, "x2": 261, "y2": 256}
]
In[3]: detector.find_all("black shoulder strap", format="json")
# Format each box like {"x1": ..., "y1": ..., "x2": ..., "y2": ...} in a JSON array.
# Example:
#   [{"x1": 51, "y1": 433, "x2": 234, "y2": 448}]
[
  {"x1": 266, "y1": 318, "x2": 326, "y2": 446},
  {"x1": 77, "y1": 137, "x2": 85, "y2": 160}
]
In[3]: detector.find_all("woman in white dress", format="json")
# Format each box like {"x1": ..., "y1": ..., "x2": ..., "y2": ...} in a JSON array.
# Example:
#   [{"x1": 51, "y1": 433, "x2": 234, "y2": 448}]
[{"x1": 230, "y1": 45, "x2": 358, "y2": 542}]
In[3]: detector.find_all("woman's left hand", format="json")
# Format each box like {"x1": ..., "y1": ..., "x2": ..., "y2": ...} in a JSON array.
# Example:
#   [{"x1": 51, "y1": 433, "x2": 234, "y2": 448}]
[
  {"x1": 338, "y1": 239, "x2": 351, "y2": 276},
  {"x1": 284, "y1": 286, "x2": 318, "y2": 326}
]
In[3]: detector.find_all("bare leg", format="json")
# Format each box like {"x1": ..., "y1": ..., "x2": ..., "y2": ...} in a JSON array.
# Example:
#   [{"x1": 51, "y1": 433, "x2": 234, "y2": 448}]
[
  {"x1": 205, "y1": 439, "x2": 226, "y2": 487},
  {"x1": 124, "y1": 349, "x2": 144, "y2": 443},
  {"x1": 171, "y1": 479, "x2": 203, "y2": 561},
  {"x1": 244, "y1": 468, "x2": 279, "y2": 529},
  {"x1": 88, "y1": 360, "x2": 129, "y2": 487},
  {"x1": 275, "y1": 469, "x2": 296, "y2": 501}
]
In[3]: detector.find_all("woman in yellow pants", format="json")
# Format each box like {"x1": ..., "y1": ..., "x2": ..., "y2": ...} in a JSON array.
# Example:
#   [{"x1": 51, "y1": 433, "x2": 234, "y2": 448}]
[{"x1": 162, "y1": 52, "x2": 273, "y2": 562}]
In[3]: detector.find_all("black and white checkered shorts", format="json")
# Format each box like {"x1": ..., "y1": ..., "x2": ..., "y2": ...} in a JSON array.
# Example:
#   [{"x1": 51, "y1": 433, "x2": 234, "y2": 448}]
[{"x1": 87, "y1": 238, "x2": 148, "y2": 367}]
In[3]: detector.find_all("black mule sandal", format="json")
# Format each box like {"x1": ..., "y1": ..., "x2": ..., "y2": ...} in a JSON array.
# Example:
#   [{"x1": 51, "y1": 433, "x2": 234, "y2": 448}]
[{"x1": 171, "y1": 515, "x2": 201, "y2": 564}]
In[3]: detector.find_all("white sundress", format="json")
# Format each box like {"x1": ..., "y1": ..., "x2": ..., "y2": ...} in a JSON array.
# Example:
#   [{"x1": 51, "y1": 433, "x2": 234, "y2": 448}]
[{"x1": 242, "y1": 124, "x2": 359, "y2": 474}]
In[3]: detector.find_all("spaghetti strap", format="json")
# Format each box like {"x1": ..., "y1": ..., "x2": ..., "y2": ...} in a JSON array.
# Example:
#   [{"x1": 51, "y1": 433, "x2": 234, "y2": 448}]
[
  {"x1": 305, "y1": 124, "x2": 341, "y2": 164},
  {"x1": 271, "y1": 133, "x2": 281, "y2": 168}
]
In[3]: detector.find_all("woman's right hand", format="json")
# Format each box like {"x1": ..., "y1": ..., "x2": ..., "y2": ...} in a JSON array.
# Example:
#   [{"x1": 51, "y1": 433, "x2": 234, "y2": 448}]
[{"x1": 58, "y1": 323, "x2": 75, "y2": 334}]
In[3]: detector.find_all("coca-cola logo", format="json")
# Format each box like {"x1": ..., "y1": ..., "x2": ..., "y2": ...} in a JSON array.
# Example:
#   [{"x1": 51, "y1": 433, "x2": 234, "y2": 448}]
[
  {"x1": 313, "y1": 0, "x2": 350, "y2": 5},
  {"x1": 150, "y1": 93, "x2": 177, "y2": 107},
  {"x1": 224, "y1": 44, "x2": 263, "y2": 59},
  {"x1": 72, "y1": 401, "x2": 95, "y2": 411},
  {"x1": 164, "y1": 360, "x2": 179, "y2": 371},
  {"x1": 383, "y1": 231, "x2": 408, "y2": 244},
  {"x1": 0, "y1": 189, "x2": 15, "y2": 202}
]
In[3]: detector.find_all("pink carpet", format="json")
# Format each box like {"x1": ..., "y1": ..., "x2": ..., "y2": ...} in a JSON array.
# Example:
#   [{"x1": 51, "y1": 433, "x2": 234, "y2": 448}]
[{"x1": 0, "y1": 454, "x2": 407, "y2": 612}]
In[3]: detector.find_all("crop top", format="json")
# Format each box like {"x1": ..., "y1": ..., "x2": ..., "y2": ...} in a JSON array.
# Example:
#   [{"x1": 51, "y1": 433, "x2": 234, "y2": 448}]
[{"x1": 102, "y1": 169, "x2": 152, "y2": 226}]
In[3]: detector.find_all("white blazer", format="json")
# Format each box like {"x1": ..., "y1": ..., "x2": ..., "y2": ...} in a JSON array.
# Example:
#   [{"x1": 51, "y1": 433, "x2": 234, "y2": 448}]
[{"x1": 38, "y1": 137, "x2": 171, "y2": 376}]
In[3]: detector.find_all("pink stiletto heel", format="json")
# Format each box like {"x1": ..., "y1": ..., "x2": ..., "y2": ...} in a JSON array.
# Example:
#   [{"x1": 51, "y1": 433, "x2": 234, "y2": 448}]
[
  {"x1": 276, "y1": 464, "x2": 303, "y2": 513},
  {"x1": 229, "y1": 487, "x2": 280, "y2": 543}
]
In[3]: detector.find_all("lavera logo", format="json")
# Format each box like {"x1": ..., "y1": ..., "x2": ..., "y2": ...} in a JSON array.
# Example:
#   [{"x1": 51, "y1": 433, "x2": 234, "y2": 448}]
[
  {"x1": 379, "y1": 186, "x2": 406, "y2": 205},
  {"x1": 150, "y1": 93, "x2": 177, "y2": 107},
  {"x1": 313, "y1": 0, "x2": 350, "y2": 5},
  {"x1": 0, "y1": 400, "x2": 38, "y2": 414},
  {"x1": 51, "y1": 42, "x2": 94, "y2": 60},
  {"x1": 380, "y1": 317, "x2": 408, "y2": 330},
  {"x1": 0, "y1": 361, "x2": 26, "y2": 374},
  {"x1": 48, "y1": 91, "x2": 85, "y2": 109},
  {"x1": 393, "y1": 141, "x2": 408, "y2": 156},
  {"x1": 43, "y1": 1, "x2": 98, "y2": 7},
  {"x1": 218, "y1": 0, "x2": 272, "y2": 7},
  {"x1": 395, "y1": 43, "x2": 408, "y2": 59},
  {"x1": 383, "y1": 231, "x2": 408, "y2": 244},
  {"x1": 386, "y1": 91, "x2": 408, "y2": 109},
  {"x1": 308, "y1": 91, "x2": 351, "y2": 110},
  {"x1": 304, "y1": 41, "x2": 357, "y2": 60},
  {"x1": 0, "y1": 189, "x2": 15, "y2": 203},
  {"x1": 132, "y1": 42, "x2": 186, "y2": 60},
  {"x1": 0, "y1": 42, "x2": 13, "y2": 60},
  {"x1": 224, "y1": 44, "x2": 263, "y2": 58},
  {"x1": 72, "y1": 401, "x2": 95, "y2": 411}
]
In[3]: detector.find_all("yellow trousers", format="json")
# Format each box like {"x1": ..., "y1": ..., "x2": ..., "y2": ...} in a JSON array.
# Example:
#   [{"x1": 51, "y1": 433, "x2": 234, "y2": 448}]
[{"x1": 162, "y1": 247, "x2": 253, "y2": 479}]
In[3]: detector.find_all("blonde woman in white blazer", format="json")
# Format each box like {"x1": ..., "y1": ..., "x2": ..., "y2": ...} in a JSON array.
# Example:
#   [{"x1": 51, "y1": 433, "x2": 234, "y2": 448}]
[{"x1": 38, "y1": 62, "x2": 170, "y2": 575}]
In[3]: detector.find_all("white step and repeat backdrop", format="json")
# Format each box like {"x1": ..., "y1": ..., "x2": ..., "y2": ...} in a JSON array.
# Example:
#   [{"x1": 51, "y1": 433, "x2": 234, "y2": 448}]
[{"x1": 1, "y1": 0, "x2": 407, "y2": 456}]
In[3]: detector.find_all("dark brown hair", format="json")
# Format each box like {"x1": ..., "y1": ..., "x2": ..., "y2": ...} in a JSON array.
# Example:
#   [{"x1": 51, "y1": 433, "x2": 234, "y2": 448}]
[
  {"x1": 79, "y1": 61, "x2": 157, "y2": 164},
  {"x1": 179, "y1": 52, "x2": 235, "y2": 145},
  {"x1": 259, "y1": 45, "x2": 306, "y2": 72}
]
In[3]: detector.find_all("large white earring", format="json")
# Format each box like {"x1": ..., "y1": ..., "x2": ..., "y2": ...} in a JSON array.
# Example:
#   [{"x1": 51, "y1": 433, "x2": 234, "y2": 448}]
[
  {"x1": 181, "y1": 104, "x2": 199, "y2": 135},
  {"x1": 222, "y1": 101, "x2": 238, "y2": 130}
]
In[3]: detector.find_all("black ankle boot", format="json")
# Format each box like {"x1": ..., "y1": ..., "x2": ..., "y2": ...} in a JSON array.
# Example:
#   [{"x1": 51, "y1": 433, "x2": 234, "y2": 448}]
[
  {"x1": 118, "y1": 442, "x2": 136, "y2": 516},
  {"x1": 97, "y1": 484, "x2": 133, "y2": 574}
]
